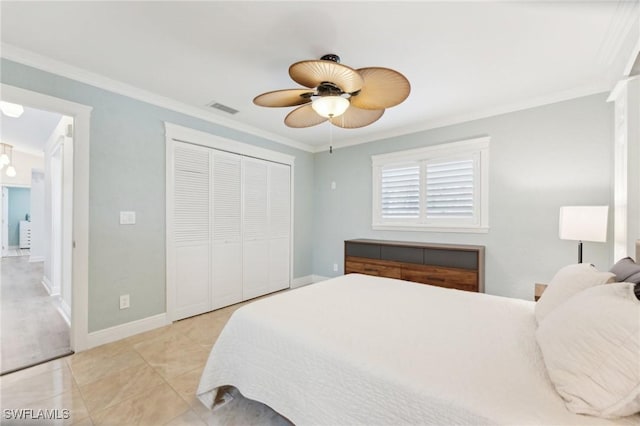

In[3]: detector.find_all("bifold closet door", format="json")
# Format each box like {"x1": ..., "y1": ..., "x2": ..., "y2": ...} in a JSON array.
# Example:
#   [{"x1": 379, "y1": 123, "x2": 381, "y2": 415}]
[
  {"x1": 242, "y1": 158, "x2": 270, "y2": 300},
  {"x1": 211, "y1": 151, "x2": 243, "y2": 309},
  {"x1": 243, "y1": 158, "x2": 291, "y2": 299},
  {"x1": 170, "y1": 141, "x2": 291, "y2": 318},
  {"x1": 268, "y1": 162, "x2": 291, "y2": 294},
  {"x1": 172, "y1": 142, "x2": 211, "y2": 320}
]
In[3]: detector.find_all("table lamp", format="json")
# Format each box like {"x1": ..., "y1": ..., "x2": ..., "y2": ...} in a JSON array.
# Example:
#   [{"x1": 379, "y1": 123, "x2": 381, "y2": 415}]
[{"x1": 559, "y1": 206, "x2": 608, "y2": 263}]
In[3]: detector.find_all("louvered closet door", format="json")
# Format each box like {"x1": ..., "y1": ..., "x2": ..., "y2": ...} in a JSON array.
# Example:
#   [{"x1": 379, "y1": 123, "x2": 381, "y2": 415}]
[
  {"x1": 211, "y1": 151, "x2": 243, "y2": 309},
  {"x1": 268, "y1": 163, "x2": 291, "y2": 293},
  {"x1": 242, "y1": 158, "x2": 270, "y2": 300},
  {"x1": 172, "y1": 142, "x2": 211, "y2": 320}
]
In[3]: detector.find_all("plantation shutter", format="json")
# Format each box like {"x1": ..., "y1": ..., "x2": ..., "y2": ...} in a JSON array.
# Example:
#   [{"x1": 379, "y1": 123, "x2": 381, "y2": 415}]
[
  {"x1": 380, "y1": 163, "x2": 420, "y2": 219},
  {"x1": 425, "y1": 158, "x2": 474, "y2": 218}
]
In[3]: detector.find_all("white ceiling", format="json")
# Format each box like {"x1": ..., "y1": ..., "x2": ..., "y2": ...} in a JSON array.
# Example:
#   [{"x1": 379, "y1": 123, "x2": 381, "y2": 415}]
[
  {"x1": 0, "y1": 106, "x2": 62, "y2": 154},
  {"x1": 1, "y1": 1, "x2": 637, "y2": 151}
]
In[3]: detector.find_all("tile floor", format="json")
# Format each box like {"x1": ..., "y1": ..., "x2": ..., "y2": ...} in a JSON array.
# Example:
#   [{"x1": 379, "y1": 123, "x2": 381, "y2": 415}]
[{"x1": 0, "y1": 301, "x2": 291, "y2": 425}]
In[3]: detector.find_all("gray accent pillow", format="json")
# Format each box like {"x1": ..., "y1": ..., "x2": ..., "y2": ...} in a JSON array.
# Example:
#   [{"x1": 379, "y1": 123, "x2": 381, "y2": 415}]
[{"x1": 610, "y1": 257, "x2": 640, "y2": 284}]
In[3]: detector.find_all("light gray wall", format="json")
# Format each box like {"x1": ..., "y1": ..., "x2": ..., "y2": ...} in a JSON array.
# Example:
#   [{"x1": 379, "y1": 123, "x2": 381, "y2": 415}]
[
  {"x1": 313, "y1": 94, "x2": 614, "y2": 300},
  {"x1": 1, "y1": 59, "x2": 314, "y2": 332},
  {"x1": 0, "y1": 56, "x2": 616, "y2": 326},
  {"x1": 29, "y1": 170, "x2": 45, "y2": 260}
]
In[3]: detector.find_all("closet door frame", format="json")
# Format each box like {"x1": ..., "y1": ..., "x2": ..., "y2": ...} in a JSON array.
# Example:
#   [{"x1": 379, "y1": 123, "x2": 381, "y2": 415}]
[{"x1": 165, "y1": 123, "x2": 295, "y2": 322}]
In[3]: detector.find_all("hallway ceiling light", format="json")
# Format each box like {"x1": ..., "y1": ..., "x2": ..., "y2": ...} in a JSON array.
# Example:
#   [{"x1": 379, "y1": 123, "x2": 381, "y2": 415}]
[
  {"x1": 0, "y1": 101, "x2": 24, "y2": 118},
  {"x1": 0, "y1": 143, "x2": 16, "y2": 177}
]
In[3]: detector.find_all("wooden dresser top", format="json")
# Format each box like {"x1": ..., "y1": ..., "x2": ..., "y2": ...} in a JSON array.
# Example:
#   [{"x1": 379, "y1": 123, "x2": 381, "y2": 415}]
[{"x1": 345, "y1": 239, "x2": 484, "y2": 253}]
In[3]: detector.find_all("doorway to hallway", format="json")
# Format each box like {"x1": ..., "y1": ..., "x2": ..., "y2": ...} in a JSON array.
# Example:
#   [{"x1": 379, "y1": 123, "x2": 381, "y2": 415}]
[{"x1": 0, "y1": 104, "x2": 74, "y2": 374}]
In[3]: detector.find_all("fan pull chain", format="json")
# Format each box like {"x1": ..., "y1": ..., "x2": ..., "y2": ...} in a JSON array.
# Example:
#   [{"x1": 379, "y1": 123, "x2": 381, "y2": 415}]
[{"x1": 329, "y1": 116, "x2": 333, "y2": 154}]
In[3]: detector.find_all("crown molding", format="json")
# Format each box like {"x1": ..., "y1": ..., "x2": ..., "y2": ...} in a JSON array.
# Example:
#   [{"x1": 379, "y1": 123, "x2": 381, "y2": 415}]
[
  {"x1": 607, "y1": 75, "x2": 640, "y2": 102},
  {"x1": 0, "y1": 43, "x2": 314, "y2": 153},
  {"x1": 596, "y1": 0, "x2": 639, "y2": 69},
  {"x1": 0, "y1": 40, "x2": 620, "y2": 156},
  {"x1": 11, "y1": 145, "x2": 45, "y2": 158},
  {"x1": 313, "y1": 82, "x2": 609, "y2": 153}
]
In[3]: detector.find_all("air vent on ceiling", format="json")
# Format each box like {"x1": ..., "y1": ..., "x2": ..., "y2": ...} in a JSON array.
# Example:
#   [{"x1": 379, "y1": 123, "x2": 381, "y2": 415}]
[{"x1": 207, "y1": 102, "x2": 239, "y2": 115}]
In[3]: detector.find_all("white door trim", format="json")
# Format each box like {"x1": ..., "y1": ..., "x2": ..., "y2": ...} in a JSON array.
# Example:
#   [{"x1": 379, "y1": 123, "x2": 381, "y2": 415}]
[
  {"x1": 1, "y1": 84, "x2": 92, "y2": 352},
  {"x1": 1, "y1": 186, "x2": 8, "y2": 257}
]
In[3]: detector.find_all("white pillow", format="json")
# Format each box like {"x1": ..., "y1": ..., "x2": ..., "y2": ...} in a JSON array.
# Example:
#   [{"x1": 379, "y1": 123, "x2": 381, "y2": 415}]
[
  {"x1": 535, "y1": 263, "x2": 615, "y2": 323},
  {"x1": 536, "y1": 282, "x2": 640, "y2": 418}
]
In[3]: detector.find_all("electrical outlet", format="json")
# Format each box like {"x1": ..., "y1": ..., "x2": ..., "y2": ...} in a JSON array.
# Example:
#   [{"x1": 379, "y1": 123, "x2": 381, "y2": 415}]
[
  {"x1": 333, "y1": 263, "x2": 338, "y2": 272},
  {"x1": 331, "y1": 181, "x2": 336, "y2": 190},
  {"x1": 119, "y1": 294, "x2": 130, "y2": 310}
]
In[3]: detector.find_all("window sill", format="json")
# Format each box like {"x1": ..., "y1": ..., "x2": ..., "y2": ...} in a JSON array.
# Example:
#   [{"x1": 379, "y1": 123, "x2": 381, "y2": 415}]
[{"x1": 372, "y1": 224, "x2": 489, "y2": 234}]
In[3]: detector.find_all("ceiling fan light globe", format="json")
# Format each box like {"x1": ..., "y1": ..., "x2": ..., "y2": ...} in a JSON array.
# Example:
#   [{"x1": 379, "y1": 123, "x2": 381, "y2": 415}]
[
  {"x1": 0, "y1": 101, "x2": 24, "y2": 118},
  {"x1": 312, "y1": 96, "x2": 349, "y2": 118},
  {"x1": 6, "y1": 165, "x2": 16, "y2": 177}
]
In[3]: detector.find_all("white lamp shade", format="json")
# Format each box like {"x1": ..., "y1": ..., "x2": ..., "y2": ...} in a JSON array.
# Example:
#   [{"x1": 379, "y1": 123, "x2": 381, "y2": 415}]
[
  {"x1": 0, "y1": 153, "x2": 9, "y2": 166},
  {"x1": 559, "y1": 206, "x2": 608, "y2": 242},
  {"x1": 5, "y1": 165, "x2": 16, "y2": 177},
  {"x1": 0, "y1": 101, "x2": 24, "y2": 118},
  {"x1": 312, "y1": 96, "x2": 350, "y2": 118}
]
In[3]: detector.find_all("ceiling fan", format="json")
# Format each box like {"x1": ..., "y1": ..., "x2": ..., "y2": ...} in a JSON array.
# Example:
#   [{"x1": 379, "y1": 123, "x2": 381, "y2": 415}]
[{"x1": 253, "y1": 54, "x2": 411, "y2": 129}]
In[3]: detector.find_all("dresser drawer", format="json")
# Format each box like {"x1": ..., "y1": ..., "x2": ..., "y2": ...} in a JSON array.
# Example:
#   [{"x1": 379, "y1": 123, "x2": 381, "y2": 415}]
[
  {"x1": 345, "y1": 258, "x2": 402, "y2": 279},
  {"x1": 401, "y1": 266, "x2": 478, "y2": 292}
]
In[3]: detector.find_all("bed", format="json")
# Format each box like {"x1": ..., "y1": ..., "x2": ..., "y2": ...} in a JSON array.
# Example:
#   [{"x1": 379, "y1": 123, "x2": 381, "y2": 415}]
[{"x1": 197, "y1": 271, "x2": 640, "y2": 425}]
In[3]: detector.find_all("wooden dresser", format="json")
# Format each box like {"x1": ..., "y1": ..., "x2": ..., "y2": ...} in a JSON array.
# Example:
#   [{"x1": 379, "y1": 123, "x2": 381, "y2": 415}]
[{"x1": 344, "y1": 239, "x2": 485, "y2": 293}]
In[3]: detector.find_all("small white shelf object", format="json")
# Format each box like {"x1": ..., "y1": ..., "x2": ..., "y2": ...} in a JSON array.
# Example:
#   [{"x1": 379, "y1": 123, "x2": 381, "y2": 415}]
[{"x1": 19, "y1": 220, "x2": 32, "y2": 249}]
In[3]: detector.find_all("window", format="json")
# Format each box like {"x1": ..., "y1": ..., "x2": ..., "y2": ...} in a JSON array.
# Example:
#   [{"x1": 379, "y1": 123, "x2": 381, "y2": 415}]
[{"x1": 372, "y1": 137, "x2": 489, "y2": 232}]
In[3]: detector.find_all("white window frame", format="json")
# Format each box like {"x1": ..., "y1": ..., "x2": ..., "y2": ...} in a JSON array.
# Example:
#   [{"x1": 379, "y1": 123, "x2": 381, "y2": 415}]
[{"x1": 372, "y1": 136, "x2": 489, "y2": 233}]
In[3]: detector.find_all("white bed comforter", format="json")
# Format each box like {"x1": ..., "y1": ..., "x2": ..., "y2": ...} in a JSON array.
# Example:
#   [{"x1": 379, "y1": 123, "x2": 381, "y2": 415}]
[{"x1": 197, "y1": 274, "x2": 640, "y2": 425}]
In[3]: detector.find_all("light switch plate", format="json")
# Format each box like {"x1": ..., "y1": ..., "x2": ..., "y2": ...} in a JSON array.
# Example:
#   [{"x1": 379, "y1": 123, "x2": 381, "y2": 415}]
[
  {"x1": 120, "y1": 211, "x2": 136, "y2": 225},
  {"x1": 119, "y1": 294, "x2": 130, "y2": 310}
]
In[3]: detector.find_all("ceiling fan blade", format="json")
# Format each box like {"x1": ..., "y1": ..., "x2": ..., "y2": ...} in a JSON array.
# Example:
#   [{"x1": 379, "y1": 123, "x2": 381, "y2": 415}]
[
  {"x1": 289, "y1": 60, "x2": 364, "y2": 93},
  {"x1": 253, "y1": 89, "x2": 313, "y2": 107},
  {"x1": 349, "y1": 67, "x2": 411, "y2": 110},
  {"x1": 284, "y1": 104, "x2": 328, "y2": 128},
  {"x1": 331, "y1": 106, "x2": 384, "y2": 129}
]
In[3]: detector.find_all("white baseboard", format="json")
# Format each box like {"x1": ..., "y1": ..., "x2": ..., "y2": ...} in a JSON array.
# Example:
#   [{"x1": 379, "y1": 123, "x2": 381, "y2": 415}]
[
  {"x1": 291, "y1": 274, "x2": 332, "y2": 289},
  {"x1": 42, "y1": 276, "x2": 60, "y2": 296},
  {"x1": 291, "y1": 275, "x2": 313, "y2": 288},
  {"x1": 311, "y1": 275, "x2": 331, "y2": 282},
  {"x1": 41, "y1": 276, "x2": 53, "y2": 295},
  {"x1": 58, "y1": 298, "x2": 71, "y2": 327},
  {"x1": 86, "y1": 313, "x2": 171, "y2": 350}
]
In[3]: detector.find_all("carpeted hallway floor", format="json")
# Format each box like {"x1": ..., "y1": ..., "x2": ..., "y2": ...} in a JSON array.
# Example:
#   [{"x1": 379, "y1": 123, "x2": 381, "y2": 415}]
[{"x1": 1, "y1": 255, "x2": 72, "y2": 375}]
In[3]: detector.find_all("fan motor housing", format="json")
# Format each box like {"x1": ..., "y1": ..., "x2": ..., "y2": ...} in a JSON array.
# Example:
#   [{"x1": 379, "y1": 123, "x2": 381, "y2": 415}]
[
  {"x1": 317, "y1": 82, "x2": 344, "y2": 97},
  {"x1": 320, "y1": 54, "x2": 340, "y2": 63}
]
